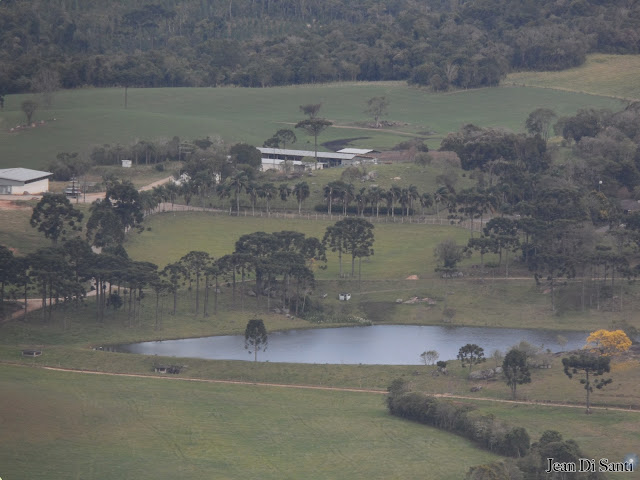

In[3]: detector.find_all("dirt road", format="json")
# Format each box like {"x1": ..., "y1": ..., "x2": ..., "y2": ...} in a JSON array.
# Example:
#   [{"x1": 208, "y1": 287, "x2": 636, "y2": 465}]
[{"x1": 4, "y1": 362, "x2": 639, "y2": 413}]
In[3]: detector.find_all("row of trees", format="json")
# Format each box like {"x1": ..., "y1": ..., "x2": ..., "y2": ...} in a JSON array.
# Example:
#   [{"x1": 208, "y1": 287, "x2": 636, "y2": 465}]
[
  {"x1": 436, "y1": 104, "x2": 640, "y2": 314},
  {"x1": 2, "y1": 183, "x2": 376, "y2": 323},
  {"x1": 3, "y1": 0, "x2": 640, "y2": 93}
]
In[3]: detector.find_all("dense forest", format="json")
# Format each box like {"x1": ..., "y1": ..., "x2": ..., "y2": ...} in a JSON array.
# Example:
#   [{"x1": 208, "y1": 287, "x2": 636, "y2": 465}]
[{"x1": 1, "y1": 0, "x2": 639, "y2": 93}]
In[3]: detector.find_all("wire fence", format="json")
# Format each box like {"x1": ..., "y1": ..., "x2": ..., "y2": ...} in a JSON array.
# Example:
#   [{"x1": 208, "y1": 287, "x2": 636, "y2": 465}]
[{"x1": 148, "y1": 202, "x2": 485, "y2": 232}]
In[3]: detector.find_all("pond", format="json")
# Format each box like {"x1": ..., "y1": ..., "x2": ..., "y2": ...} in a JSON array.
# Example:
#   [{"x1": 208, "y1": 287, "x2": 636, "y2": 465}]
[{"x1": 110, "y1": 325, "x2": 589, "y2": 365}]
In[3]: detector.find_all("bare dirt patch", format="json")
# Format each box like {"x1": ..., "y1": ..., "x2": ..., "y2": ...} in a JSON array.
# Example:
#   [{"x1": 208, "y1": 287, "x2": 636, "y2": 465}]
[{"x1": 0, "y1": 199, "x2": 33, "y2": 211}]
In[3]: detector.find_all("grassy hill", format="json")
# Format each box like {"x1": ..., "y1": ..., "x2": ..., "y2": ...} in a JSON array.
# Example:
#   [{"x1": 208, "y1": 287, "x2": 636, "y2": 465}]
[
  {"x1": 0, "y1": 82, "x2": 622, "y2": 170},
  {"x1": 506, "y1": 54, "x2": 640, "y2": 100}
]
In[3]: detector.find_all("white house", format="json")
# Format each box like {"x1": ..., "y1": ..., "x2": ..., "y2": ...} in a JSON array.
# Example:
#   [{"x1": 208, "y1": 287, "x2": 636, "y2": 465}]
[{"x1": 0, "y1": 168, "x2": 53, "y2": 195}]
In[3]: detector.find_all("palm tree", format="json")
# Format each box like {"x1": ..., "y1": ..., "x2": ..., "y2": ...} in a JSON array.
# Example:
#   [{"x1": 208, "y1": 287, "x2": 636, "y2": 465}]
[
  {"x1": 388, "y1": 185, "x2": 402, "y2": 218},
  {"x1": 259, "y1": 182, "x2": 277, "y2": 215},
  {"x1": 246, "y1": 181, "x2": 259, "y2": 215},
  {"x1": 434, "y1": 186, "x2": 449, "y2": 218},
  {"x1": 408, "y1": 185, "x2": 419, "y2": 216},
  {"x1": 399, "y1": 187, "x2": 410, "y2": 217},
  {"x1": 324, "y1": 180, "x2": 346, "y2": 215},
  {"x1": 216, "y1": 183, "x2": 231, "y2": 213},
  {"x1": 165, "y1": 182, "x2": 180, "y2": 210},
  {"x1": 355, "y1": 187, "x2": 367, "y2": 216},
  {"x1": 367, "y1": 186, "x2": 384, "y2": 218},
  {"x1": 228, "y1": 172, "x2": 249, "y2": 215},
  {"x1": 278, "y1": 183, "x2": 291, "y2": 205},
  {"x1": 293, "y1": 181, "x2": 310, "y2": 214},
  {"x1": 341, "y1": 183, "x2": 355, "y2": 215},
  {"x1": 420, "y1": 192, "x2": 433, "y2": 215}
]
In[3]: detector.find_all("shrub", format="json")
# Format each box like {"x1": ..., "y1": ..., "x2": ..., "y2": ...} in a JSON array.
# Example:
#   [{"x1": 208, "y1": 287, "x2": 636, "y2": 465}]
[{"x1": 386, "y1": 384, "x2": 530, "y2": 458}]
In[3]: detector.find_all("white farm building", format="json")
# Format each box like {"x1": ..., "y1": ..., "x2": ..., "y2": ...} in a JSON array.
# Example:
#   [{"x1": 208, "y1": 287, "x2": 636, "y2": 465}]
[
  {"x1": 257, "y1": 147, "x2": 378, "y2": 172},
  {"x1": 0, "y1": 168, "x2": 53, "y2": 195}
]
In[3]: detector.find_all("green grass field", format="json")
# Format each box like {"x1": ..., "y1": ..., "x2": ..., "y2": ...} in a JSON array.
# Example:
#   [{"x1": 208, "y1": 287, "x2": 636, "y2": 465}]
[
  {"x1": 0, "y1": 364, "x2": 501, "y2": 480},
  {"x1": 125, "y1": 212, "x2": 473, "y2": 276},
  {"x1": 2, "y1": 60, "x2": 640, "y2": 480},
  {"x1": 0, "y1": 81, "x2": 622, "y2": 170},
  {"x1": 506, "y1": 54, "x2": 640, "y2": 100}
]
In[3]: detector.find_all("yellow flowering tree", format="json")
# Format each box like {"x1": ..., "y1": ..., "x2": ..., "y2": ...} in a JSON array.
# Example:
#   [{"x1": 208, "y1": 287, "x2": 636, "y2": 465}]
[{"x1": 585, "y1": 329, "x2": 632, "y2": 356}]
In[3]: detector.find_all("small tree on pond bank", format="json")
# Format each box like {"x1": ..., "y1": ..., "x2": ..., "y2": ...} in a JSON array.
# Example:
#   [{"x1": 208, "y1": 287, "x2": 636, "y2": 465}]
[
  {"x1": 420, "y1": 350, "x2": 439, "y2": 366},
  {"x1": 457, "y1": 343, "x2": 485, "y2": 372},
  {"x1": 245, "y1": 318, "x2": 268, "y2": 362}
]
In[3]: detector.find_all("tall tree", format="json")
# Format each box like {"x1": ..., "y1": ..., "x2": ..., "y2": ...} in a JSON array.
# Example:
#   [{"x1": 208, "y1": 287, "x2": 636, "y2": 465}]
[
  {"x1": 27, "y1": 246, "x2": 75, "y2": 323},
  {"x1": 278, "y1": 183, "x2": 291, "y2": 203},
  {"x1": 179, "y1": 251, "x2": 212, "y2": 315},
  {"x1": 87, "y1": 179, "x2": 144, "y2": 247},
  {"x1": 502, "y1": 348, "x2": 531, "y2": 400},
  {"x1": 299, "y1": 103, "x2": 322, "y2": 119},
  {"x1": 161, "y1": 261, "x2": 186, "y2": 315},
  {"x1": 434, "y1": 238, "x2": 464, "y2": 275},
  {"x1": 86, "y1": 200, "x2": 125, "y2": 248},
  {"x1": 293, "y1": 181, "x2": 310, "y2": 214},
  {"x1": 228, "y1": 171, "x2": 249, "y2": 215},
  {"x1": 244, "y1": 318, "x2": 268, "y2": 362},
  {"x1": 457, "y1": 343, "x2": 486, "y2": 372},
  {"x1": 21, "y1": 100, "x2": 37, "y2": 123},
  {"x1": 525, "y1": 108, "x2": 556, "y2": 142},
  {"x1": 259, "y1": 182, "x2": 277, "y2": 215},
  {"x1": 483, "y1": 217, "x2": 520, "y2": 276},
  {"x1": 30, "y1": 194, "x2": 83, "y2": 244},
  {"x1": 562, "y1": 353, "x2": 612, "y2": 414},
  {"x1": 31, "y1": 68, "x2": 60, "y2": 107},
  {"x1": 295, "y1": 118, "x2": 332, "y2": 167},
  {"x1": 230, "y1": 143, "x2": 261, "y2": 170},
  {"x1": 332, "y1": 217, "x2": 375, "y2": 278},
  {"x1": 365, "y1": 96, "x2": 390, "y2": 128}
]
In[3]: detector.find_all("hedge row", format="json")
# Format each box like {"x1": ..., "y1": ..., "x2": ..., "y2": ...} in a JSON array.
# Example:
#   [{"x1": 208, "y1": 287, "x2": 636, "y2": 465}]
[{"x1": 387, "y1": 391, "x2": 530, "y2": 458}]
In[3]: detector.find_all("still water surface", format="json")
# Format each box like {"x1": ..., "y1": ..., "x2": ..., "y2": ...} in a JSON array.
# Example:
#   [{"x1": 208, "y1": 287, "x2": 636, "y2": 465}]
[{"x1": 112, "y1": 325, "x2": 589, "y2": 365}]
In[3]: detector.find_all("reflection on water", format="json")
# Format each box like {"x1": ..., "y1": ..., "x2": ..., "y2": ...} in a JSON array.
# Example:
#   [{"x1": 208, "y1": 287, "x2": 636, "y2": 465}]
[{"x1": 110, "y1": 325, "x2": 589, "y2": 365}]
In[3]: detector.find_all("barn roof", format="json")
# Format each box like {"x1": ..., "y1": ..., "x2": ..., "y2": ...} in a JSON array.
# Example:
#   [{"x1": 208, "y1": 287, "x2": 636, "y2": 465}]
[
  {"x1": 337, "y1": 148, "x2": 377, "y2": 155},
  {"x1": 0, "y1": 168, "x2": 53, "y2": 183},
  {"x1": 257, "y1": 147, "x2": 355, "y2": 160}
]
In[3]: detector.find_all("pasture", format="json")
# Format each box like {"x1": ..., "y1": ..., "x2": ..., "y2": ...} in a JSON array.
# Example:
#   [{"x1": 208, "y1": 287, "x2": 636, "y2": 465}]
[
  {"x1": 0, "y1": 364, "x2": 500, "y2": 480},
  {"x1": 506, "y1": 54, "x2": 640, "y2": 100},
  {"x1": 0, "y1": 81, "x2": 622, "y2": 170},
  {"x1": 2, "y1": 60, "x2": 640, "y2": 480}
]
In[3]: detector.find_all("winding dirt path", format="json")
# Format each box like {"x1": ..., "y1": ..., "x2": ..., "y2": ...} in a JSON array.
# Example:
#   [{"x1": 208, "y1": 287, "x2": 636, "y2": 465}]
[{"x1": 4, "y1": 362, "x2": 638, "y2": 413}]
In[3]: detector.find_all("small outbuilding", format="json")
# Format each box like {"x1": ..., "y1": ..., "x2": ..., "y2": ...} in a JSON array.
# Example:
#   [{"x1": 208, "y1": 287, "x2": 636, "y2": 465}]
[
  {"x1": 0, "y1": 168, "x2": 53, "y2": 195},
  {"x1": 21, "y1": 349, "x2": 42, "y2": 357}
]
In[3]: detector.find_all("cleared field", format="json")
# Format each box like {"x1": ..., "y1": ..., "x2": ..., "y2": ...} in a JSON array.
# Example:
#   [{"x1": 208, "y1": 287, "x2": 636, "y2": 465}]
[
  {"x1": 125, "y1": 211, "x2": 474, "y2": 278},
  {"x1": 506, "y1": 54, "x2": 640, "y2": 100},
  {"x1": 0, "y1": 364, "x2": 500, "y2": 480},
  {"x1": 0, "y1": 83, "x2": 621, "y2": 170}
]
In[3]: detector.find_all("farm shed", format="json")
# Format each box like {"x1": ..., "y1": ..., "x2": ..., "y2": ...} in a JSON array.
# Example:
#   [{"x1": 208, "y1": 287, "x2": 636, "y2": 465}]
[
  {"x1": 0, "y1": 168, "x2": 52, "y2": 195},
  {"x1": 260, "y1": 158, "x2": 327, "y2": 172},
  {"x1": 258, "y1": 147, "x2": 357, "y2": 168}
]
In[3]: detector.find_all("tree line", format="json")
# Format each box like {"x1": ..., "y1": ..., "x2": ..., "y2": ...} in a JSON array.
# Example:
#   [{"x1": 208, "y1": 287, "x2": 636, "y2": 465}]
[
  {"x1": 0, "y1": 181, "x2": 376, "y2": 324},
  {"x1": 2, "y1": 0, "x2": 640, "y2": 94}
]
